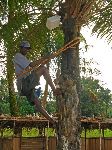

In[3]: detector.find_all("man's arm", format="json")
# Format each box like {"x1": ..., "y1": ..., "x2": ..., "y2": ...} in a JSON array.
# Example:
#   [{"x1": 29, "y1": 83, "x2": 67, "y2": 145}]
[{"x1": 29, "y1": 54, "x2": 54, "y2": 68}]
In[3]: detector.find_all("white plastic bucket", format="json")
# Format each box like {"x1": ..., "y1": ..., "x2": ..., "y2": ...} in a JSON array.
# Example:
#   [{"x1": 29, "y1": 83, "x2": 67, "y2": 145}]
[{"x1": 46, "y1": 15, "x2": 61, "y2": 30}]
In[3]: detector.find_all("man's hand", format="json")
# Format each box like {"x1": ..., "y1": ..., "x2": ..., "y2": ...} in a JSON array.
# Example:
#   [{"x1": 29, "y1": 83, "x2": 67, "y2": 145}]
[{"x1": 29, "y1": 53, "x2": 55, "y2": 68}]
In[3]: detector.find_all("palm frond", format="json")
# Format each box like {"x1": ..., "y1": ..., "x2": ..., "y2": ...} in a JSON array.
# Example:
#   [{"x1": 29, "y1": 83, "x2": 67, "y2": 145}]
[{"x1": 91, "y1": 1, "x2": 112, "y2": 43}]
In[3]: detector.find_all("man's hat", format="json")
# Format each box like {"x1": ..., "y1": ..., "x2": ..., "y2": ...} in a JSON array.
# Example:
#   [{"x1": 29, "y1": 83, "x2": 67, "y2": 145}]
[{"x1": 20, "y1": 41, "x2": 31, "y2": 49}]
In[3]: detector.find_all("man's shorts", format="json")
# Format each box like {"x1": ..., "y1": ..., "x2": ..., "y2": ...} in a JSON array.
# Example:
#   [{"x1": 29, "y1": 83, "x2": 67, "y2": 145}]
[{"x1": 21, "y1": 71, "x2": 39, "y2": 105}]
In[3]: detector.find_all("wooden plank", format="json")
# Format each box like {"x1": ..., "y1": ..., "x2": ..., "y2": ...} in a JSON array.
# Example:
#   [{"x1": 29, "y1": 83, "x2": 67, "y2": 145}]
[
  {"x1": 3, "y1": 138, "x2": 12, "y2": 150},
  {"x1": 21, "y1": 137, "x2": 46, "y2": 150},
  {"x1": 48, "y1": 137, "x2": 56, "y2": 150},
  {"x1": 104, "y1": 138, "x2": 112, "y2": 150},
  {"x1": 81, "y1": 138, "x2": 89, "y2": 150},
  {"x1": 12, "y1": 137, "x2": 21, "y2": 150}
]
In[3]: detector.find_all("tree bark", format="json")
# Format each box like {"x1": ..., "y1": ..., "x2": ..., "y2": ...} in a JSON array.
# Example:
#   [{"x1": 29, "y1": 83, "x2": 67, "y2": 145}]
[
  {"x1": 6, "y1": 54, "x2": 18, "y2": 116},
  {"x1": 57, "y1": 4, "x2": 81, "y2": 150},
  {"x1": 4, "y1": 7, "x2": 19, "y2": 116}
]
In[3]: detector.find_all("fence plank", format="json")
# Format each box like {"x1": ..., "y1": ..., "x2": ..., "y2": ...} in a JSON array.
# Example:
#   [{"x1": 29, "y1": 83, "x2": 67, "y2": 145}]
[
  {"x1": 48, "y1": 137, "x2": 57, "y2": 150},
  {"x1": 21, "y1": 137, "x2": 46, "y2": 150},
  {"x1": 3, "y1": 138, "x2": 12, "y2": 150},
  {"x1": 12, "y1": 137, "x2": 21, "y2": 150},
  {"x1": 0, "y1": 137, "x2": 112, "y2": 150}
]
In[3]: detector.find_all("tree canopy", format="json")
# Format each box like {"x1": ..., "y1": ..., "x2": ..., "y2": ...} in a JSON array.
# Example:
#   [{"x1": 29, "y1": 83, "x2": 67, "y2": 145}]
[
  {"x1": 81, "y1": 76, "x2": 112, "y2": 117},
  {"x1": 90, "y1": 0, "x2": 112, "y2": 43}
]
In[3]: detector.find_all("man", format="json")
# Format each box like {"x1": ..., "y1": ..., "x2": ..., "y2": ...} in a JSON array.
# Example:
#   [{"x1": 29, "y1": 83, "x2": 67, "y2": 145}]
[{"x1": 14, "y1": 41, "x2": 59, "y2": 124}]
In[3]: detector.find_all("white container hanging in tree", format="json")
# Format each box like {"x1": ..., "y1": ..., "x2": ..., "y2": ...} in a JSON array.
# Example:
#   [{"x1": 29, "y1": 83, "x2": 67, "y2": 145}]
[{"x1": 46, "y1": 15, "x2": 61, "y2": 30}]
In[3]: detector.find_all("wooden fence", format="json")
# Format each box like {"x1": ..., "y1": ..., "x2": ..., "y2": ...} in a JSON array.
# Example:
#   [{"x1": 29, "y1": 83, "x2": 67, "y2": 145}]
[
  {"x1": 81, "y1": 137, "x2": 112, "y2": 150},
  {"x1": 0, "y1": 137, "x2": 112, "y2": 150},
  {"x1": 0, "y1": 137, "x2": 56, "y2": 150}
]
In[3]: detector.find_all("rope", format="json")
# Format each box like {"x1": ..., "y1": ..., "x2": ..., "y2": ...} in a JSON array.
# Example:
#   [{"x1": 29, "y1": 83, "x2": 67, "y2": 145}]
[{"x1": 16, "y1": 37, "x2": 80, "y2": 78}]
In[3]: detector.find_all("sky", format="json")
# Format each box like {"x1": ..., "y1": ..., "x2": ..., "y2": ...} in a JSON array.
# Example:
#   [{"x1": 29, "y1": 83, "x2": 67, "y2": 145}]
[{"x1": 81, "y1": 27, "x2": 112, "y2": 92}]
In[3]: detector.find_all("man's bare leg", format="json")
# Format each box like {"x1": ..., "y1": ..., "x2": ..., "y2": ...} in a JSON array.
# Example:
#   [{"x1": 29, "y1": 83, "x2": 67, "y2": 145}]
[
  {"x1": 34, "y1": 98, "x2": 56, "y2": 124},
  {"x1": 34, "y1": 66, "x2": 60, "y2": 123},
  {"x1": 35, "y1": 66, "x2": 58, "y2": 94}
]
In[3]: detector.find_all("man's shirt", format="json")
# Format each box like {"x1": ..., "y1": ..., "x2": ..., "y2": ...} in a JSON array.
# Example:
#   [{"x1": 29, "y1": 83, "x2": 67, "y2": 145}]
[
  {"x1": 13, "y1": 53, "x2": 31, "y2": 93},
  {"x1": 14, "y1": 53, "x2": 31, "y2": 75}
]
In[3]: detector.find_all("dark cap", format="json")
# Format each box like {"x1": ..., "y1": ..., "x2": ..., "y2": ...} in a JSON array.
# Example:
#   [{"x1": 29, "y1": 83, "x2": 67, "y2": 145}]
[{"x1": 20, "y1": 41, "x2": 31, "y2": 49}]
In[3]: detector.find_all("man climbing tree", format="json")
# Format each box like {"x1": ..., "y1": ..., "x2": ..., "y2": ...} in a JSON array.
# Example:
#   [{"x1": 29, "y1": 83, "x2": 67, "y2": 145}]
[{"x1": 13, "y1": 41, "x2": 61, "y2": 124}]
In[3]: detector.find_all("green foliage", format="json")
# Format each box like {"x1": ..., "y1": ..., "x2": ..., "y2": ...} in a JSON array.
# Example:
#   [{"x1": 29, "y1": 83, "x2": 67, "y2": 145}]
[
  {"x1": 0, "y1": 100, "x2": 10, "y2": 115},
  {"x1": 0, "y1": 127, "x2": 56, "y2": 137},
  {"x1": 0, "y1": 78, "x2": 10, "y2": 114},
  {"x1": 0, "y1": 78, "x2": 8, "y2": 99},
  {"x1": 46, "y1": 100, "x2": 56, "y2": 114},
  {"x1": 1, "y1": 128, "x2": 112, "y2": 138},
  {"x1": 0, "y1": 78, "x2": 34, "y2": 115},
  {"x1": 22, "y1": 128, "x2": 39, "y2": 137},
  {"x1": 81, "y1": 77, "x2": 112, "y2": 117},
  {"x1": 0, "y1": 128, "x2": 13, "y2": 137},
  {"x1": 90, "y1": 1, "x2": 112, "y2": 43},
  {"x1": 17, "y1": 96, "x2": 35, "y2": 115},
  {"x1": 81, "y1": 129, "x2": 112, "y2": 138}
]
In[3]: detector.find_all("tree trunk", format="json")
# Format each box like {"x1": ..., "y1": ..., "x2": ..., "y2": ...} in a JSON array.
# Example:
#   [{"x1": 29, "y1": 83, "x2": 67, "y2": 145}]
[
  {"x1": 4, "y1": 7, "x2": 19, "y2": 116},
  {"x1": 57, "y1": 12, "x2": 81, "y2": 150},
  {"x1": 6, "y1": 54, "x2": 18, "y2": 116}
]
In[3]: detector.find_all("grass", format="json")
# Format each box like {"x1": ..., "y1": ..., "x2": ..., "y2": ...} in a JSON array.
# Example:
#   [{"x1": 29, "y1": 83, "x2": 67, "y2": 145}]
[
  {"x1": 81, "y1": 129, "x2": 112, "y2": 138},
  {"x1": 0, "y1": 128, "x2": 56, "y2": 137},
  {"x1": 22, "y1": 128, "x2": 56, "y2": 137},
  {"x1": 1, "y1": 128, "x2": 112, "y2": 138}
]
